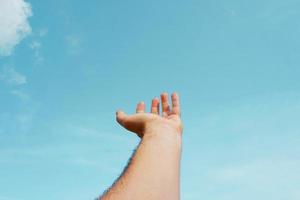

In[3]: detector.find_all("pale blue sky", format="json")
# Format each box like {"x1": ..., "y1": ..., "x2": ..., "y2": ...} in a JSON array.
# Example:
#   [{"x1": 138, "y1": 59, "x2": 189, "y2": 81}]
[{"x1": 0, "y1": 0, "x2": 300, "y2": 199}]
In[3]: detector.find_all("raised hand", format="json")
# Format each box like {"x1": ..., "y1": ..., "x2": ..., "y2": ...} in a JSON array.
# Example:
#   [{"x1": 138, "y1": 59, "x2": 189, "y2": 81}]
[{"x1": 116, "y1": 92, "x2": 183, "y2": 138}]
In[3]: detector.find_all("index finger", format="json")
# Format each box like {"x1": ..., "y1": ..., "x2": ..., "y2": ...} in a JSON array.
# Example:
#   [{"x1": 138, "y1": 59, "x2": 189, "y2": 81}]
[{"x1": 171, "y1": 92, "x2": 180, "y2": 116}]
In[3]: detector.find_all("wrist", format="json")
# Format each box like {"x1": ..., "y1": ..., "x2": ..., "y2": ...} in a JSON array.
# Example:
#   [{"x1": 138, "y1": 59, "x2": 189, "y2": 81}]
[
  {"x1": 142, "y1": 128, "x2": 182, "y2": 147},
  {"x1": 144, "y1": 120, "x2": 183, "y2": 137}
]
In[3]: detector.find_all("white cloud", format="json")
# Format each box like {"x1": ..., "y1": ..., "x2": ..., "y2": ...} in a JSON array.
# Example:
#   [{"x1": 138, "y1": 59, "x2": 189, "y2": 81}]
[
  {"x1": 0, "y1": 65, "x2": 27, "y2": 85},
  {"x1": 0, "y1": 0, "x2": 32, "y2": 56}
]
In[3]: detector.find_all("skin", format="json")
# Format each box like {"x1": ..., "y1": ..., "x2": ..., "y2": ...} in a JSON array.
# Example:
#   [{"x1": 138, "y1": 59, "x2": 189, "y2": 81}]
[{"x1": 99, "y1": 92, "x2": 183, "y2": 200}]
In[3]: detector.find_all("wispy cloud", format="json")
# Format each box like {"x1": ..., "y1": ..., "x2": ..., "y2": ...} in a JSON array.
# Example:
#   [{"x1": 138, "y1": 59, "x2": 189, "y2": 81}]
[
  {"x1": 0, "y1": 0, "x2": 32, "y2": 56},
  {"x1": 209, "y1": 157, "x2": 300, "y2": 199},
  {"x1": 28, "y1": 28, "x2": 48, "y2": 65},
  {"x1": 0, "y1": 196, "x2": 22, "y2": 200},
  {"x1": 36, "y1": 28, "x2": 48, "y2": 37},
  {"x1": 183, "y1": 91, "x2": 300, "y2": 200},
  {"x1": 29, "y1": 40, "x2": 44, "y2": 65},
  {"x1": 211, "y1": 157, "x2": 300, "y2": 183},
  {"x1": 0, "y1": 65, "x2": 27, "y2": 86},
  {"x1": 10, "y1": 90, "x2": 30, "y2": 102},
  {"x1": 66, "y1": 35, "x2": 82, "y2": 55},
  {"x1": 29, "y1": 40, "x2": 41, "y2": 49}
]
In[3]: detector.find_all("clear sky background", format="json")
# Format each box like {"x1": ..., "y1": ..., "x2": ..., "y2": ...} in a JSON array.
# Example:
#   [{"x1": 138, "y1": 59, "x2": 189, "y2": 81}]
[{"x1": 0, "y1": 0, "x2": 300, "y2": 199}]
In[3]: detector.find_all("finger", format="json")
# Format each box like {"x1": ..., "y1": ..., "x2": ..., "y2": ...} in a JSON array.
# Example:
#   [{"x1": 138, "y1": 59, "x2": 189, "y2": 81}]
[
  {"x1": 136, "y1": 101, "x2": 145, "y2": 113},
  {"x1": 161, "y1": 92, "x2": 170, "y2": 117},
  {"x1": 116, "y1": 110, "x2": 127, "y2": 125},
  {"x1": 151, "y1": 97, "x2": 160, "y2": 114},
  {"x1": 171, "y1": 92, "x2": 181, "y2": 116}
]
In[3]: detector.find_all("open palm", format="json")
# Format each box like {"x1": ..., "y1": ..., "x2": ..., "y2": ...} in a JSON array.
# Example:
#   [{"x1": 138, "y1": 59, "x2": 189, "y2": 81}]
[{"x1": 116, "y1": 92, "x2": 182, "y2": 138}]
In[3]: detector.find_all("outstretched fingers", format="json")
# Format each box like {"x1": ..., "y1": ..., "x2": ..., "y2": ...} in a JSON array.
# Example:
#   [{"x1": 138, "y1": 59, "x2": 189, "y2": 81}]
[
  {"x1": 171, "y1": 92, "x2": 181, "y2": 116},
  {"x1": 151, "y1": 97, "x2": 160, "y2": 114},
  {"x1": 136, "y1": 101, "x2": 145, "y2": 113},
  {"x1": 161, "y1": 92, "x2": 171, "y2": 117},
  {"x1": 117, "y1": 92, "x2": 179, "y2": 124}
]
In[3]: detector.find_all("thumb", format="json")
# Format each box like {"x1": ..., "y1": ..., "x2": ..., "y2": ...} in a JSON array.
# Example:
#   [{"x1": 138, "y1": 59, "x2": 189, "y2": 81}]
[{"x1": 116, "y1": 110, "x2": 127, "y2": 125}]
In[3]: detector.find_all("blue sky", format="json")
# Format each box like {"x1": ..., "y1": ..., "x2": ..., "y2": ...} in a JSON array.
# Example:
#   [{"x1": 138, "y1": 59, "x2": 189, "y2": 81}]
[{"x1": 0, "y1": 0, "x2": 300, "y2": 199}]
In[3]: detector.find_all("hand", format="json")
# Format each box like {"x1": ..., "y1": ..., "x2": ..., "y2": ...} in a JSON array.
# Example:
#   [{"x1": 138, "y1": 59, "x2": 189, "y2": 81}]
[{"x1": 116, "y1": 92, "x2": 183, "y2": 138}]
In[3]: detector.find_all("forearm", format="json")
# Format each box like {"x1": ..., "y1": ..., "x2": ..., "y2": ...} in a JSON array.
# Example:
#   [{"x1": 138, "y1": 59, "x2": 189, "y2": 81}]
[{"x1": 101, "y1": 131, "x2": 182, "y2": 200}]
